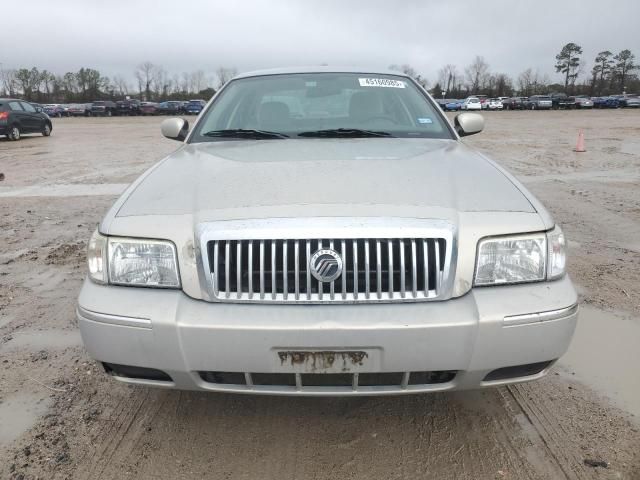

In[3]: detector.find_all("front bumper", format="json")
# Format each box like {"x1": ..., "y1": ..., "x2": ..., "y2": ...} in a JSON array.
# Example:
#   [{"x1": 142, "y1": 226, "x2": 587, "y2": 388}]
[{"x1": 77, "y1": 276, "x2": 578, "y2": 396}]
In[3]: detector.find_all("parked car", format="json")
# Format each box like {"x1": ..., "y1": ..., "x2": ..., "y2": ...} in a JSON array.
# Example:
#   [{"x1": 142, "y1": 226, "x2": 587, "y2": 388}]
[
  {"x1": 140, "y1": 102, "x2": 159, "y2": 115},
  {"x1": 68, "y1": 103, "x2": 93, "y2": 116},
  {"x1": 185, "y1": 99, "x2": 206, "y2": 115},
  {"x1": 550, "y1": 93, "x2": 576, "y2": 109},
  {"x1": 0, "y1": 98, "x2": 53, "y2": 140},
  {"x1": 470, "y1": 95, "x2": 489, "y2": 110},
  {"x1": 524, "y1": 95, "x2": 553, "y2": 110},
  {"x1": 91, "y1": 100, "x2": 117, "y2": 116},
  {"x1": 593, "y1": 96, "x2": 620, "y2": 108},
  {"x1": 573, "y1": 96, "x2": 594, "y2": 109},
  {"x1": 486, "y1": 98, "x2": 503, "y2": 110},
  {"x1": 157, "y1": 101, "x2": 184, "y2": 115},
  {"x1": 461, "y1": 97, "x2": 482, "y2": 110},
  {"x1": 43, "y1": 104, "x2": 67, "y2": 117},
  {"x1": 618, "y1": 95, "x2": 640, "y2": 108},
  {"x1": 444, "y1": 99, "x2": 462, "y2": 111},
  {"x1": 502, "y1": 97, "x2": 525, "y2": 110},
  {"x1": 77, "y1": 67, "x2": 577, "y2": 395},
  {"x1": 116, "y1": 99, "x2": 141, "y2": 116}
]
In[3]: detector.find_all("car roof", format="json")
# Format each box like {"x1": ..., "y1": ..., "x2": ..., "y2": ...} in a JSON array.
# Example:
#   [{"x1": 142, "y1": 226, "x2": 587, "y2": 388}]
[{"x1": 234, "y1": 66, "x2": 410, "y2": 80}]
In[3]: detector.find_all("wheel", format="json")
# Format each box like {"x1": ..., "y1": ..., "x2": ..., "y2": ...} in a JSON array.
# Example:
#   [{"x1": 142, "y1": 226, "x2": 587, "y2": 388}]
[
  {"x1": 8, "y1": 125, "x2": 20, "y2": 141},
  {"x1": 106, "y1": 110, "x2": 112, "y2": 117},
  {"x1": 42, "y1": 123, "x2": 52, "y2": 137},
  {"x1": 531, "y1": 104, "x2": 536, "y2": 110}
]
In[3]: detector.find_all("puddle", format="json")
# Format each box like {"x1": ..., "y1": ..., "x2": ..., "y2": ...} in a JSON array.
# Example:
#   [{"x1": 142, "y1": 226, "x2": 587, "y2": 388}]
[
  {"x1": 0, "y1": 393, "x2": 51, "y2": 447},
  {"x1": 559, "y1": 305, "x2": 640, "y2": 417},
  {"x1": 0, "y1": 183, "x2": 128, "y2": 197},
  {"x1": 1, "y1": 330, "x2": 81, "y2": 352}
]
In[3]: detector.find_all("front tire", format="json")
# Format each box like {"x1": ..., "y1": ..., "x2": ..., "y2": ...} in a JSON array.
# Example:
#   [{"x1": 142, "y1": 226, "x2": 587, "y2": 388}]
[
  {"x1": 42, "y1": 123, "x2": 52, "y2": 137},
  {"x1": 8, "y1": 125, "x2": 21, "y2": 141}
]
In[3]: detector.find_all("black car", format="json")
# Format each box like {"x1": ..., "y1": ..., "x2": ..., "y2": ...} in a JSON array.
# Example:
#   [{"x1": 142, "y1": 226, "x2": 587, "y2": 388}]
[
  {"x1": 0, "y1": 98, "x2": 53, "y2": 141},
  {"x1": 550, "y1": 93, "x2": 576, "y2": 109},
  {"x1": 502, "y1": 97, "x2": 526, "y2": 110},
  {"x1": 116, "y1": 99, "x2": 141, "y2": 116},
  {"x1": 91, "y1": 100, "x2": 117, "y2": 116},
  {"x1": 156, "y1": 100, "x2": 183, "y2": 115}
]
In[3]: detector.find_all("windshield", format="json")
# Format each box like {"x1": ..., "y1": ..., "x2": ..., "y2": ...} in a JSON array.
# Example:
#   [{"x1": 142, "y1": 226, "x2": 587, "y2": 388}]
[{"x1": 191, "y1": 73, "x2": 452, "y2": 142}]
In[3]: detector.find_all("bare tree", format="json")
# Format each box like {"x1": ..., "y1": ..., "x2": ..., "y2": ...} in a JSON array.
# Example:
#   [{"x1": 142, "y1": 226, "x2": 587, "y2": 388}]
[
  {"x1": 135, "y1": 61, "x2": 157, "y2": 100},
  {"x1": 438, "y1": 64, "x2": 459, "y2": 95},
  {"x1": 389, "y1": 64, "x2": 428, "y2": 87},
  {"x1": 112, "y1": 75, "x2": 130, "y2": 97},
  {"x1": 190, "y1": 70, "x2": 207, "y2": 94},
  {"x1": 517, "y1": 68, "x2": 540, "y2": 96},
  {"x1": 215, "y1": 67, "x2": 237, "y2": 89},
  {"x1": 1, "y1": 68, "x2": 18, "y2": 96},
  {"x1": 465, "y1": 56, "x2": 489, "y2": 93},
  {"x1": 494, "y1": 73, "x2": 513, "y2": 97}
]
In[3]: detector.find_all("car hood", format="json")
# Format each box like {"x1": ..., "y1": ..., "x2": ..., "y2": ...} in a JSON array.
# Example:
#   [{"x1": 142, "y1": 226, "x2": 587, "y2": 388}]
[{"x1": 115, "y1": 138, "x2": 535, "y2": 220}]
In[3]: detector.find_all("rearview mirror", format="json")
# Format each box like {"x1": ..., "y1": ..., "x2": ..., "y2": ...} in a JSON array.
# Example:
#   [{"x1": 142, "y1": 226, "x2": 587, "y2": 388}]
[
  {"x1": 454, "y1": 113, "x2": 484, "y2": 137},
  {"x1": 161, "y1": 118, "x2": 189, "y2": 141}
]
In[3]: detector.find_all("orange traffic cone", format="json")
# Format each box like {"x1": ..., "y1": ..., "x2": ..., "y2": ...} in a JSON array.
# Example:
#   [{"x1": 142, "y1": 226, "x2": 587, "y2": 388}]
[{"x1": 574, "y1": 130, "x2": 586, "y2": 152}]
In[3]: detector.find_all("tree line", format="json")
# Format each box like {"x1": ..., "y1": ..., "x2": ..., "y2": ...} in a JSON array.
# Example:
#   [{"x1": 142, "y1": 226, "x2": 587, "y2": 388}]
[
  {"x1": 1, "y1": 45, "x2": 638, "y2": 103},
  {"x1": 0, "y1": 62, "x2": 238, "y2": 103},
  {"x1": 400, "y1": 44, "x2": 638, "y2": 99}
]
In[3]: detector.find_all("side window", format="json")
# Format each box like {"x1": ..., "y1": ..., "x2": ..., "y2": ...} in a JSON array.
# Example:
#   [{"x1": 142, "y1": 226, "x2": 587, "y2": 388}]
[
  {"x1": 9, "y1": 101, "x2": 23, "y2": 111},
  {"x1": 21, "y1": 102, "x2": 36, "y2": 113}
]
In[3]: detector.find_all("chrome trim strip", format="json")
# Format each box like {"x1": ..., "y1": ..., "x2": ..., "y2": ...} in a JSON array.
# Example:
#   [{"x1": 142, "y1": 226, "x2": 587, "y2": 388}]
[
  {"x1": 77, "y1": 306, "x2": 152, "y2": 329},
  {"x1": 503, "y1": 304, "x2": 578, "y2": 327}
]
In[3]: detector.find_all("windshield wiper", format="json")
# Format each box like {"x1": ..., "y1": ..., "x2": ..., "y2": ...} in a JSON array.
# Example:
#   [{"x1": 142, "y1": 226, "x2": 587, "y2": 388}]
[
  {"x1": 202, "y1": 129, "x2": 289, "y2": 139},
  {"x1": 297, "y1": 128, "x2": 394, "y2": 138}
]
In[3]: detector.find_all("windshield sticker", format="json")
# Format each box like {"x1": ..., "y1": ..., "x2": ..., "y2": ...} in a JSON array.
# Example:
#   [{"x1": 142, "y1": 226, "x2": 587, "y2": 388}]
[
  {"x1": 417, "y1": 117, "x2": 433, "y2": 124},
  {"x1": 359, "y1": 78, "x2": 405, "y2": 88}
]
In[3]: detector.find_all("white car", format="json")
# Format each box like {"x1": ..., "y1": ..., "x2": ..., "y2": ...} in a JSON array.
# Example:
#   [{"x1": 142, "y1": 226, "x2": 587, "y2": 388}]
[
  {"x1": 461, "y1": 97, "x2": 482, "y2": 110},
  {"x1": 77, "y1": 67, "x2": 576, "y2": 396},
  {"x1": 487, "y1": 98, "x2": 503, "y2": 110}
]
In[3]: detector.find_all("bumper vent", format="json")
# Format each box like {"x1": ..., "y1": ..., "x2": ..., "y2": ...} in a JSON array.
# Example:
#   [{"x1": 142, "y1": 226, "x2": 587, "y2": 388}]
[{"x1": 199, "y1": 371, "x2": 457, "y2": 389}]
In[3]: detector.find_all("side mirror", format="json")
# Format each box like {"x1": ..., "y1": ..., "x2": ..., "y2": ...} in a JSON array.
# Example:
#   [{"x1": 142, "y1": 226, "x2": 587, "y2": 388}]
[
  {"x1": 35, "y1": 107, "x2": 43, "y2": 113},
  {"x1": 454, "y1": 112, "x2": 484, "y2": 137},
  {"x1": 161, "y1": 117, "x2": 189, "y2": 141}
]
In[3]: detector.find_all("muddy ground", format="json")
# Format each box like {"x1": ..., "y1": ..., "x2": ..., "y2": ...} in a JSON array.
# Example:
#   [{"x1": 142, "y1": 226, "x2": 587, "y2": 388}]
[{"x1": 0, "y1": 111, "x2": 639, "y2": 479}]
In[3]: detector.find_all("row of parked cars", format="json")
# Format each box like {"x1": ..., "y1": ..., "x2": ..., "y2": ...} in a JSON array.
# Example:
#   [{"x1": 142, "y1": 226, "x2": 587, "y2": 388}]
[
  {"x1": 38, "y1": 99, "x2": 208, "y2": 118},
  {"x1": 438, "y1": 93, "x2": 640, "y2": 111}
]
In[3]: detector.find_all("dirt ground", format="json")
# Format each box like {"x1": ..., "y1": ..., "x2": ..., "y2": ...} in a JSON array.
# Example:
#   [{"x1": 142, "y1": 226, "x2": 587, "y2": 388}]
[{"x1": 1, "y1": 111, "x2": 639, "y2": 480}]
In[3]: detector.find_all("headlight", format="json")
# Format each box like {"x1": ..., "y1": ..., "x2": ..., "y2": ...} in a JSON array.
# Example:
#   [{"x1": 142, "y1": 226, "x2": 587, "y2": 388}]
[
  {"x1": 474, "y1": 233, "x2": 547, "y2": 286},
  {"x1": 474, "y1": 227, "x2": 567, "y2": 286},
  {"x1": 87, "y1": 230, "x2": 180, "y2": 288}
]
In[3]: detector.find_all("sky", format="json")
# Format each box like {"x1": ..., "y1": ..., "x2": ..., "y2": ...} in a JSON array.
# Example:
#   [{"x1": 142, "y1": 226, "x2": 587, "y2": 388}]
[{"x1": 3, "y1": 0, "x2": 639, "y2": 86}]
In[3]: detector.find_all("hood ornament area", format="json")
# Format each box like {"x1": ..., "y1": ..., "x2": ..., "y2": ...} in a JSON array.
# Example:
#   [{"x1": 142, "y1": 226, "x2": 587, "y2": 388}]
[{"x1": 310, "y1": 249, "x2": 343, "y2": 282}]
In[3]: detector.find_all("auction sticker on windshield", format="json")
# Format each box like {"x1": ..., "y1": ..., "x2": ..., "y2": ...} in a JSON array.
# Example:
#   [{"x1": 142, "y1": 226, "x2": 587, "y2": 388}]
[{"x1": 359, "y1": 78, "x2": 405, "y2": 88}]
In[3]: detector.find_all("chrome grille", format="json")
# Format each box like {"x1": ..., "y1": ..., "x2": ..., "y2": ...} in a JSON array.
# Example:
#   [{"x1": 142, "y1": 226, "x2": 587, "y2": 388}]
[{"x1": 207, "y1": 237, "x2": 448, "y2": 303}]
